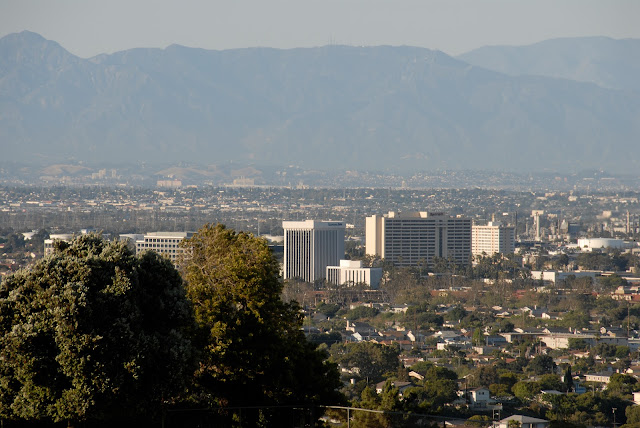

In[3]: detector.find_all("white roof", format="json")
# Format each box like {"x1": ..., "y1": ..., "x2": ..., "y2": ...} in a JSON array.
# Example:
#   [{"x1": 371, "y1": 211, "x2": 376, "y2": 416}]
[{"x1": 500, "y1": 415, "x2": 549, "y2": 423}]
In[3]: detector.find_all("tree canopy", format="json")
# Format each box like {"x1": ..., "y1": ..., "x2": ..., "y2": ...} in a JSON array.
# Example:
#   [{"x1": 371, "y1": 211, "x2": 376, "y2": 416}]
[
  {"x1": 180, "y1": 224, "x2": 343, "y2": 421},
  {"x1": 0, "y1": 234, "x2": 195, "y2": 426},
  {"x1": 330, "y1": 341, "x2": 400, "y2": 385}
]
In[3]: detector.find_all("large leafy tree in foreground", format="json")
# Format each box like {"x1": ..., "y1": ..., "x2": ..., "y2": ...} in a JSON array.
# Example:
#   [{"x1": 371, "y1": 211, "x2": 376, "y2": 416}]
[
  {"x1": 181, "y1": 224, "x2": 343, "y2": 421},
  {"x1": 0, "y1": 235, "x2": 196, "y2": 426}
]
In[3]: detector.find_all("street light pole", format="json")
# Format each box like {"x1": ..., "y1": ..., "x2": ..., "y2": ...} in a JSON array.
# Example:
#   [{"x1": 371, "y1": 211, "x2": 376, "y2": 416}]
[{"x1": 613, "y1": 407, "x2": 617, "y2": 428}]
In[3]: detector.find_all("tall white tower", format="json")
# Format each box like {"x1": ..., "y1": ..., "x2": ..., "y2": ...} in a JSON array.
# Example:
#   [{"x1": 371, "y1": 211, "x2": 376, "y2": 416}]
[
  {"x1": 283, "y1": 220, "x2": 345, "y2": 283},
  {"x1": 532, "y1": 210, "x2": 544, "y2": 241}
]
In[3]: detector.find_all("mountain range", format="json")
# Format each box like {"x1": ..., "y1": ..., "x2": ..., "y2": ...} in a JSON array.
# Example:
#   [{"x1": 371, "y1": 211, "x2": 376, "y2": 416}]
[{"x1": 1, "y1": 31, "x2": 639, "y2": 173}]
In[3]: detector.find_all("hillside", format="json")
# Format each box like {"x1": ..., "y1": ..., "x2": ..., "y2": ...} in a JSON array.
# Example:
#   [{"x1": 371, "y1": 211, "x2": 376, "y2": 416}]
[
  {"x1": 1, "y1": 32, "x2": 639, "y2": 173},
  {"x1": 458, "y1": 36, "x2": 640, "y2": 91}
]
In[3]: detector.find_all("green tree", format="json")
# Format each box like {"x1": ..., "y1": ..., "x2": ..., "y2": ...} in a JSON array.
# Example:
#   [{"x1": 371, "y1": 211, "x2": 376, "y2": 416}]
[
  {"x1": 568, "y1": 337, "x2": 589, "y2": 350},
  {"x1": 527, "y1": 355, "x2": 555, "y2": 375},
  {"x1": 181, "y1": 224, "x2": 343, "y2": 423},
  {"x1": 499, "y1": 372, "x2": 519, "y2": 390},
  {"x1": 561, "y1": 310, "x2": 591, "y2": 329},
  {"x1": 472, "y1": 328, "x2": 485, "y2": 346},
  {"x1": 352, "y1": 386, "x2": 389, "y2": 428},
  {"x1": 0, "y1": 234, "x2": 196, "y2": 426},
  {"x1": 537, "y1": 374, "x2": 563, "y2": 391},
  {"x1": 470, "y1": 365, "x2": 500, "y2": 388},
  {"x1": 3, "y1": 232, "x2": 25, "y2": 253},
  {"x1": 616, "y1": 345, "x2": 631, "y2": 359},
  {"x1": 497, "y1": 319, "x2": 515, "y2": 333},
  {"x1": 316, "y1": 302, "x2": 340, "y2": 318},
  {"x1": 551, "y1": 254, "x2": 569, "y2": 270},
  {"x1": 348, "y1": 306, "x2": 379, "y2": 320},
  {"x1": 594, "y1": 342, "x2": 617, "y2": 359},
  {"x1": 599, "y1": 274, "x2": 628, "y2": 290},
  {"x1": 489, "y1": 383, "x2": 512, "y2": 397},
  {"x1": 331, "y1": 341, "x2": 400, "y2": 384},
  {"x1": 445, "y1": 305, "x2": 467, "y2": 323},
  {"x1": 467, "y1": 414, "x2": 492, "y2": 427},
  {"x1": 512, "y1": 381, "x2": 538, "y2": 401},
  {"x1": 563, "y1": 365, "x2": 573, "y2": 392},
  {"x1": 402, "y1": 379, "x2": 457, "y2": 413},
  {"x1": 26, "y1": 229, "x2": 49, "y2": 254},
  {"x1": 626, "y1": 404, "x2": 640, "y2": 424},
  {"x1": 407, "y1": 361, "x2": 434, "y2": 377},
  {"x1": 607, "y1": 373, "x2": 637, "y2": 398}
]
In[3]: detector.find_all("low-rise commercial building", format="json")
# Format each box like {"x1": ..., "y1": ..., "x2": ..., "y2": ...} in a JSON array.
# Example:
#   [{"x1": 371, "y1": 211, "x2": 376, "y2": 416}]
[{"x1": 326, "y1": 260, "x2": 383, "y2": 289}]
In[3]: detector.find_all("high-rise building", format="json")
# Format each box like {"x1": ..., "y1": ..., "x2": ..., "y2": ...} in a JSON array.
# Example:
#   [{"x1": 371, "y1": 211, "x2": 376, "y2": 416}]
[
  {"x1": 471, "y1": 221, "x2": 515, "y2": 257},
  {"x1": 365, "y1": 211, "x2": 471, "y2": 268},
  {"x1": 283, "y1": 220, "x2": 345, "y2": 283}
]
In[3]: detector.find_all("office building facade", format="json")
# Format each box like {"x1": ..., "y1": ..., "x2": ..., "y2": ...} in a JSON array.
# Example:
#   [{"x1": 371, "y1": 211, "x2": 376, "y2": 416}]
[
  {"x1": 366, "y1": 211, "x2": 471, "y2": 268},
  {"x1": 134, "y1": 231, "x2": 194, "y2": 262},
  {"x1": 471, "y1": 221, "x2": 515, "y2": 257},
  {"x1": 283, "y1": 220, "x2": 345, "y2": 283},
  {"x1": 326, "y1": 260, "x2": 383, "y2": 289}
]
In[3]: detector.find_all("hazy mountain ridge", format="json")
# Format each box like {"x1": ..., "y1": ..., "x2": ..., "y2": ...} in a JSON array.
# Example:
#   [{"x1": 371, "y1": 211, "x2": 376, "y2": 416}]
[
  {"x1": 458, "y1": 36, "x2": 640, "y2": 91},
  {"x1": 1, "y1": 31, "x2": 639, "y2": 173}
]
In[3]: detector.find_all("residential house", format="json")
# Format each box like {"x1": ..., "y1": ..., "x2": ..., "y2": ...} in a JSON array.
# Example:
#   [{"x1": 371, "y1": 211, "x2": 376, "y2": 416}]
[
  {"x1": 375, "y1": 381, "x2": 415, "y2": 397},
  {"x1": 468, "y1": 387, "x2": 491, "y2": 409},
  {"x1": 585, "y1": 371, "x2": 613, "y2": 384}
]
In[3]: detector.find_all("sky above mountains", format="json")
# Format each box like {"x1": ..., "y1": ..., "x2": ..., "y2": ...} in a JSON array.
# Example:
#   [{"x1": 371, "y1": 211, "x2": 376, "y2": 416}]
[{"x1": 1, "y1": 0, "x2": 639, "y2": 58}]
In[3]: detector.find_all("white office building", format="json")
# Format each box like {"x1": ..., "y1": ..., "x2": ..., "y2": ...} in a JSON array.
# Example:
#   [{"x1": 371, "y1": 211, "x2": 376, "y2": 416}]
[
  {"x1": 472, "y1": 221, "x2": 515, "y2": 257},
  {"x1": 366, "y1": 211, "x2": 471, "y2": 268},
  {"x1": 283, "y1": 220, "x2": 345, "y2": 283},
  {"x1": 44, "y1": 234, "x2": 74, "y2": 256},
  {"x1": 134, "y1": 231, "x2": 194, "y2": 262},
  {"x1": 44, "y1": 230, "x2": 111, "y2": 256},
  {"x1": 326, "y1": 260, "x2": 383, "y2": 289}
]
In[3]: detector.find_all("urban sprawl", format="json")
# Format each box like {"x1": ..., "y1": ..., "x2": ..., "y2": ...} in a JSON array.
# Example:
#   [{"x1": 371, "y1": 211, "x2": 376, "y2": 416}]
[{"x1": 2, "y1": 180, "x2": 640, "y2": 427}]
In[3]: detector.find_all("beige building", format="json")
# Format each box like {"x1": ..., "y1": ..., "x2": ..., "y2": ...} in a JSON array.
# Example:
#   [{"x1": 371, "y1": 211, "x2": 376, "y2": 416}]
[
  {"x1": 365, "y1": 211, "x2": 471, "y2": 268},
  {"x1": 471, "y1": 221, "x2": 515, "y2": 257}
]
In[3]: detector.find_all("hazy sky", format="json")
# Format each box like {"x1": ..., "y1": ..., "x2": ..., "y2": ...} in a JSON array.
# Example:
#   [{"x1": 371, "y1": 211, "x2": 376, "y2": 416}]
[{"x1": 1, "y1": 0, "x2": 639, "y2": 58}]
